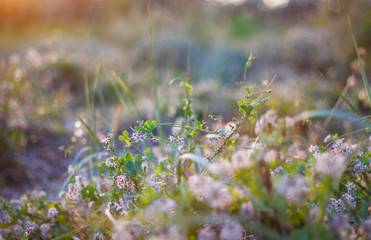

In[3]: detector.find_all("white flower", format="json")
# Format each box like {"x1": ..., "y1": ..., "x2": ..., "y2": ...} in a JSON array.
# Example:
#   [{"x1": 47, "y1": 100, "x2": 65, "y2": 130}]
[
  {"x1": 315, "y1": 152, "x2": 346, "y2": 179},
  {"x1": 220, "y1": 220, "x2": 243, "y2": 240},
  {"x1": 198, "y1": 225, "x2": 216, "y2": 240},
  {"x1": 148, "y1": 175, "x2": 165, "y2": 192},
  {"x1": 105, "y1": 157, "x2": 117, "y2": 167},
  {"x1": 112, "y1": 220, "x2": 144, "y2": 240},
  {"x1": 24, "y1": 221, "x2": 38, "y2": 236},
  {"x1": 93, "y1": 232, "x2": 106, "y2": 240},
  {"x1": 47, "y1": 207, "x2": 58, "y2": 219},
  {"x1": 231, "y1": 150, "x2": 253, "y2": 169},
  {"x1": 276, "y1": 174, "x2": 309, "y2": 204},
  {"x1": 263, "y1": 150, "x2": 278, "y2": 163},
  {"x1": 0, "y1": 210, "x2": 10, "y2": 224},
  {"x1": 324, "y1": 135, "x2": 332, "y2": 143},
  {"x1": 241, "y1": 202, "x2": 255, "y2": 220},
  {"x1": 209, "y1": 160, "x2": 234, "y2": 177},
  {"x1": 40, "y1": 223, "x2": 50, "y2": 240},
  {"x1": 188, "y1": 175, "x2": 213, "y2": 197},
  {"x1": 145, "y1": 197, "x2": 177, "y2": 220},
  {"x1": 203, "y1": 181, "x2": 232, "y2": 210},
  {"x1": 67, "y1": 183, "x2": 81, "y2": 201},
  {"x1": 116, "y1": 175, "x2": 127, "y2": 189}
]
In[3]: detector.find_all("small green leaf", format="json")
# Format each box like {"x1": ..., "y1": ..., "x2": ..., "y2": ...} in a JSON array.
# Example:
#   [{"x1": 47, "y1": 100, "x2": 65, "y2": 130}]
[{"x1": 125, "y1": 153, "x2": 133, "y2": 162}]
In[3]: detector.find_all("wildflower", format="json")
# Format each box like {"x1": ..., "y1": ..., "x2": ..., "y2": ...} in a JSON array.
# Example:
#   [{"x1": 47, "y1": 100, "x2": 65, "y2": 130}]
[
  {"x1": 0, "y1": 210, "x2": 10, "y2": 224},
  {"x1": 101, "y1": 137, "x2": 110, "y2": 144},
  {"x1": 328, "y1": 215, "x2": 350, "y2": 240},
  {"x1": 47, "y1": 207, "x2": 59, "y2": 219},
  {"x1": 105, "y1": 157, "x2": 117, "y2": 167},
  {"x1": 220, "y1": 219, "x2": 243, "y2": 240},
  {"x1": 255, "y1": 110, "x2": 279, "y2": 135},
  {"x1": 241, "y1": 202, "x2": 255, "y2": 220},
  {"x1": 168, "y1": 133, "x2": 184, "y2": 145},
  {"x1": 188, "y1": 175, "x2": 213, "y2": 197},
  {"x1": 345, "y1": 182, "x2": 356, "y2": 194},
  {"x1": 198, "y1": 225, "x2": 216, "y2": 240},
  {"x1": 156, "y1": 225, "x2": 185, "y2": 240},
  {"x1": 331, "y1": 139, "x2": 352, "y2": 157},
  {"x1": 40, "y1": 223, "x2": 50, "y2": 240},
  {"x1": 145, "y1": 197, "x2": 176, "y2": 220},
  {"x1": 148, "y1": 175, "x2": 165, "y2": 192},
  {"x1": 324, "y1": 135, "x2": 332, "y2": 143},
  {"x1": 288, "y1": 144, "x2": 307, "y2": 160},
  {"x1": 116, "y1": 175, "x2": 127, "y2": 189},
  {"x1": 104, "y1": 144, "x2": 116, "y2": 154},
  {"x1": 353, "y1": 161, "x2": 368, "y2": 174},
  {"x1": 68, "y1": 164, "x2": 76, "y2": 174},
  {"x1": 341, "y1": 193, "x2": 356, "y2": 209},
  {"x1": 109, "y1": 198, "x2": 128, "y2": 216},
  {"x1": 327, "y1": 198, "x2": 346, "y2": 213},
  {"x1": 315, "y1": 152, "x2": 346, "y2": 179},
  {"x1": 202, "y1": 181, "x2": 232, "y2": 210},
  {"x1": 26, "y1": 48, "x2": 43, "y2": 67},
  {"x1": 93, "y1": 232, "x2": 106, "y2": 240},
  {"x1": 67, "y1": 183, "x2": 81, "y2": 201},
  {"x1": 359, "y1": 217, "x2": 371, "y2": 239},
  {"x1": 308, "y1": 145, "x2": 320, "y2": 156},
  {"x1": 263, "y1": 150, "x2": 278, "y2": 163},
  {"x1": 284, "y1": 116, "x2": 295, "y2": 128},
  {"x1": 112, "y1": 220, "x2": 145, "y2": 240},
  {"x1": 24, "y1": 221, "x2": 38, "y2": 236},
  {"x1": 271, "y1": 166, "x2": 284, "y2": 176},
  {"x1": 132, "y1": 131, "x2": 148, "y2": 142},
  {"x1": 177, "y1": 145, "x2": 186, "y2": 153},
  {"x1": 210, "y1": 160, "x2": 234, "y2": 177},
  {"x1": 231, "y1": 150, "x2": 253, "y2": 169},
  {"x1": 276, "y1": 174, "x2": 309, "y2": 204}
]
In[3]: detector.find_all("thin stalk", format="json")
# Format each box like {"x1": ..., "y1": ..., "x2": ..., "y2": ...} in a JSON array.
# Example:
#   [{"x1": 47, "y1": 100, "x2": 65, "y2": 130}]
[{"x1": 147, "y1": 4, "x2": 165, "y2": 152}]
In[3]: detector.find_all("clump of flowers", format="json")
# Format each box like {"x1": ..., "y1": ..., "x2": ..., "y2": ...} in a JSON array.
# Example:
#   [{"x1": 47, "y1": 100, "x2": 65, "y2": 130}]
[{"x1": 1, "y1": 59, "x2": 371, "y2": 240}]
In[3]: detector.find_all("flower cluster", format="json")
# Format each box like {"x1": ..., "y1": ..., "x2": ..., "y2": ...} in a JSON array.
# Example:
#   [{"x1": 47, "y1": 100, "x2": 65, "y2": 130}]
[
  {"x1": 327, "y1": 193, "x2": 356, "y2": 214},
  {"x1": 168, "y1": 133, "x2": 184, "y2": 145},
  {"x1": 131, "y1": 131, "x2": 148, "y2": 142}
]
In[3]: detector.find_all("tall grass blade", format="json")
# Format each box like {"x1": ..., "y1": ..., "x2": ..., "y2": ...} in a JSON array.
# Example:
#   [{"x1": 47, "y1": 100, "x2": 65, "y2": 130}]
[
  {"x1": 348, "y1": 16, "x2": 371, "y2": 110},
  {"x1": 111, "y1": 70, "x2": 141, "y2": 119},
  {"x1": 77, "y1": 115, "x2": 103, "y2": 150},
  {"x1": 319, "y1": 71, "x2": 361, "y2": 116},
  {"x1": 106, "y1": 71, "x2": 132, "y2": 114},
  {"x1": 147, "y1": 4, "x2": 165, "y2": 149}
]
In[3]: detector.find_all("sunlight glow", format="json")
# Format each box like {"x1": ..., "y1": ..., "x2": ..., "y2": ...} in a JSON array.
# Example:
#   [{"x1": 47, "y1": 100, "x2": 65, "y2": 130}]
[{"x1": 263, "y1": 0, "x2": 290, "y2": 9}]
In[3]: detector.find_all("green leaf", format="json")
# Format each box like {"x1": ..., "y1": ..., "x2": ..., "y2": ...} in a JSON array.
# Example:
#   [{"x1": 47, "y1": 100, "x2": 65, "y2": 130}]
[
  {"x1": 125, "y1": 161, "x2": 136, "y2": 177},
  {"x1": 125, "y1": 153, "x2": 133, "y2": 162}
]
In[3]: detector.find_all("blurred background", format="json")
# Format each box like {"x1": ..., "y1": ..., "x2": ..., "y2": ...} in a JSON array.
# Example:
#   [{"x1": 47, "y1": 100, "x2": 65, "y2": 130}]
[{"x1": 0, "y1": 0, "x2": 370, "y2": 198}]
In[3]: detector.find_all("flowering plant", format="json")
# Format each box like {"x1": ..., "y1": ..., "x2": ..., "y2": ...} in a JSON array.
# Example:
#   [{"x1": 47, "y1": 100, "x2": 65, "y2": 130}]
[{"x1": 1, "y1": 61, "x2": 371, "y2": 240}]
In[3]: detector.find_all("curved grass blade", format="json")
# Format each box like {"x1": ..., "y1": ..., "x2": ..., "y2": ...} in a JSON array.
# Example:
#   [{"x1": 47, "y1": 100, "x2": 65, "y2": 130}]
[
  {"x1": 355, "y1": 197, "x2": 369, "y2": 220},
  {"x1": 51, "y1": 226, "x2": 89, "y2": 240},
  {"x1": 294, "y1": 109, "x2": 371, "y2": 128},
  {"x1": 179, "y1": 153, "x2": 211, "y2": 168}
]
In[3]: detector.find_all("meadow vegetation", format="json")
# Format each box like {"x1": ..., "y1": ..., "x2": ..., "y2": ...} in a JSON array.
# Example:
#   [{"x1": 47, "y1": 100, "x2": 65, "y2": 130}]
[{"x1": 1, "y1": 1, "x2": 371, "y2": 239}]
